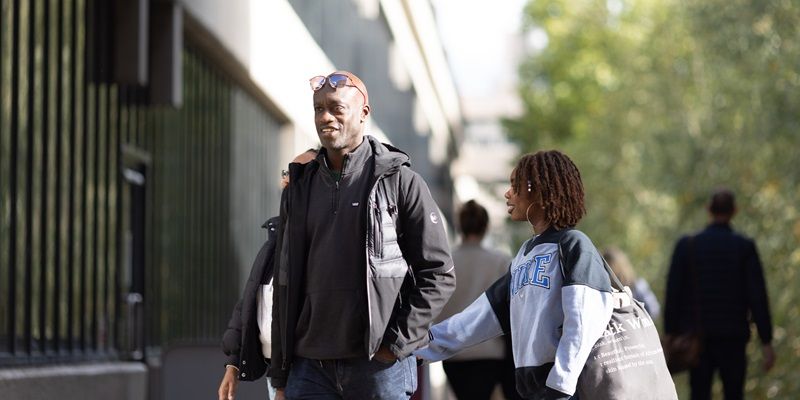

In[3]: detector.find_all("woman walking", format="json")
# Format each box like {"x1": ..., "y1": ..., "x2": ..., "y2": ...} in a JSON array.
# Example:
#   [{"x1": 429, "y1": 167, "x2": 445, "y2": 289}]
[{"x1": 416, "y1": 150, "x2": 615, "y2": 400}]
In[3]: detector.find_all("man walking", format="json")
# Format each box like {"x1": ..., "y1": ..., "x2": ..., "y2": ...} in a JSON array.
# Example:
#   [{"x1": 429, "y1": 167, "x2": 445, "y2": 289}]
[
  {"x1": 664, "y1": 188, "x2": 775, "y2": 400},
  {"x1": 269, "y1": 71, "x2": 456, "y2": 399}
]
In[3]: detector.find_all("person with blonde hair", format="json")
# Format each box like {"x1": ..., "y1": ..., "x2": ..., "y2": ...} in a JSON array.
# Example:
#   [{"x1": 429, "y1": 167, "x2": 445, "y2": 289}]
[{"x1": 602, "y1": 247, "x2": 661, "y2": 319}]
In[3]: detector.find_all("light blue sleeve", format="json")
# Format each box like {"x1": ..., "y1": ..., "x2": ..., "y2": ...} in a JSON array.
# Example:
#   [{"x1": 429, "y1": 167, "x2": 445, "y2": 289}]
[
  {"x1": 546, "y1": 285, "x2": 614, "y2": 395},
  {"x1": 413, "y1": 293, "x2": 505, "y2": 362}
]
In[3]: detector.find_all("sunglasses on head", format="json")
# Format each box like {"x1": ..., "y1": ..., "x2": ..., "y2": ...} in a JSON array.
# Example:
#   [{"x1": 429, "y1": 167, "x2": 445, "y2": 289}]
[{"x1": 309, "y1": 73, "x2": 367, "y2": 102}]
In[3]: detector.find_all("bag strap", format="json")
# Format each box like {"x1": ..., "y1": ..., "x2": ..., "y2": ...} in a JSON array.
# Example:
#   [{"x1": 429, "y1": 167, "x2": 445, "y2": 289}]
[
  {"x1": 556, "y1": 238, "x2": 626, "y2": 292},
  {"x1": 601, "y1": 257, "x2": 627, "y2": 293}
]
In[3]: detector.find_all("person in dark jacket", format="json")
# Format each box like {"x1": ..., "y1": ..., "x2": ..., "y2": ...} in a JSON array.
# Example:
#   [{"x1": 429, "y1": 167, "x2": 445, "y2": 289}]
[
  {"x1": 664, "y1": 188, "x2": 775, "y2": 400},
  {"x1": 269, "y1": 71, "x2": 455, "y2": 400},
  {"x1": 218, "y1": 150, "x2": 318, "y2": 400}
]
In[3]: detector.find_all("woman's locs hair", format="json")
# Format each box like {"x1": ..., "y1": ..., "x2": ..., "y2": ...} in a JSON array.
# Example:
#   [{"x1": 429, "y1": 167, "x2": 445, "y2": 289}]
[{"x1": 513, "y1": 150, "x2": 586, "y2": 230}]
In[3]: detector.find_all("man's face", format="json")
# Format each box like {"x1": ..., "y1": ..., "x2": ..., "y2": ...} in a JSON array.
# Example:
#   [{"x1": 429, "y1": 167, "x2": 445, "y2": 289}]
[{"x1": 313, "y1": 84, "x2": 369, "y2": 152}]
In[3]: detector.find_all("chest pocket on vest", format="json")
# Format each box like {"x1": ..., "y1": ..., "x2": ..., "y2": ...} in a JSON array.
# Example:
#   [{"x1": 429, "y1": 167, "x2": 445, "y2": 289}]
[{"x1": 370, "y1": 180, "x2": 407, "y2": 278}]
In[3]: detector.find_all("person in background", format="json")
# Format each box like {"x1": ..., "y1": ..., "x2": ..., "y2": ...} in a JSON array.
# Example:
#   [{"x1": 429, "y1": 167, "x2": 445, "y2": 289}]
[
  {"x1": 280, "y1": 149, "x2": 318, "y2": 189},
  {"x1": 438, "y1": 200, "x2": 521, "y2": 400},
  {"x1": 664, "y1": 188, "x2": 775, "y2": 400},
  {"x1": 417, "y1": 150, "x2": 616, "y2": 400},
  {"x1": 602, "y1": 246, "x2": 661, "y2": 319},
  {"x1": 218, "y1": 149, "x2": 317, "y2": 400}
]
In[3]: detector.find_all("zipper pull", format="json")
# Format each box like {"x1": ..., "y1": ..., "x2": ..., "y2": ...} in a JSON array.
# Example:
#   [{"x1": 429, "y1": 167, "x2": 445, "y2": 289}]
[{"x1": 334, "y1": 180, "x2": 339, "y2": 215}]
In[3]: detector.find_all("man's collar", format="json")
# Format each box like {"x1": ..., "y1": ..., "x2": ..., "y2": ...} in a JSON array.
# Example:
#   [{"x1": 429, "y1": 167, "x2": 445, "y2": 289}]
[
  {"x1": 708, "y1": 221, "x2": 733, "y2": 230},
  {"x1": 317, "y1": 137, "x2": 372, "y2": 176}
]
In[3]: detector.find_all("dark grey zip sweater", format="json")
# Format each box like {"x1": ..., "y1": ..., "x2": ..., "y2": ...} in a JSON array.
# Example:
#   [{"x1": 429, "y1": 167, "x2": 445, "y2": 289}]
[{"x1": 295, "y1": 140, "x2": 374, "y2": 359}]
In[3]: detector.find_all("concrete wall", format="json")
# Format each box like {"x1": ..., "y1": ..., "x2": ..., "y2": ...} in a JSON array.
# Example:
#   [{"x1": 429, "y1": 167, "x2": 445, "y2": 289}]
[
  {"x1": 0, "y1": 362, "x2": 147, "y2": 400},
  {"x1": 160, "y1": 345, "x2": 270, "y2": 400}
]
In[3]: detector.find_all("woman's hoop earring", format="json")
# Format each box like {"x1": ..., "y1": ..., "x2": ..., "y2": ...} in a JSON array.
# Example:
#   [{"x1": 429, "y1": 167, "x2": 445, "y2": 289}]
[{"x1": 525, "y1": 203, "x2": 535, "y2": 230}]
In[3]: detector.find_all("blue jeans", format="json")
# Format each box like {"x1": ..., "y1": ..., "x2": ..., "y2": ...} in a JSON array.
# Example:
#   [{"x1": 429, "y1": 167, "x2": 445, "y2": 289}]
[{"x1": 284, "y1": 356, "x2": 417, "y2": 399}]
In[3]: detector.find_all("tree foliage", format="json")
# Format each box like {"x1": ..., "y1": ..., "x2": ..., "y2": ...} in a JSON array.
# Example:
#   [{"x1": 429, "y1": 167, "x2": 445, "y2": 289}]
[{"x1": 505, "y1": 0, "x2": 800, "y2": 397}]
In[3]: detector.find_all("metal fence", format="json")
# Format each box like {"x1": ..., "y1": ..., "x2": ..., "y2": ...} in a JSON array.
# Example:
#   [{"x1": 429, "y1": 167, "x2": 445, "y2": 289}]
[
  {"x1": 0, "y1": 0, "x2": 118, "y2": 362},
  {"x1": 1, "y1": 0, "x2": 284, "y2": 365}
]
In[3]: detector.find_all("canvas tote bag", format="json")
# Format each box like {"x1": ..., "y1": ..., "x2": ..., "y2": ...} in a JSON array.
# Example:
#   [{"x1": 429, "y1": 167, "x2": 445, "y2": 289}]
[
  {"x1": 563, "y1": 248, "x2": 677, "y2": 399},
  {"x1": 576, "y1": 286, "x2": 677, "y2": 399}
]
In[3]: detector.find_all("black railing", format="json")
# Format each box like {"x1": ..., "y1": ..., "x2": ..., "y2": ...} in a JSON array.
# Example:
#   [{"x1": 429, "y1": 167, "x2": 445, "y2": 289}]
[
  {"x1": 1, "y1": 0, "x2": 120, "y2": 361},
  {"x1": 2, "y1": 0, "x2": 284, "y2": 366}
]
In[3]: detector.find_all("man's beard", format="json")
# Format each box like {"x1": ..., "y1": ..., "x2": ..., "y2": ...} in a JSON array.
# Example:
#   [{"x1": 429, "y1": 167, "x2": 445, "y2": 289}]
[{"x1": 321, "y1": 130, "x2": 358, "y2": 151}]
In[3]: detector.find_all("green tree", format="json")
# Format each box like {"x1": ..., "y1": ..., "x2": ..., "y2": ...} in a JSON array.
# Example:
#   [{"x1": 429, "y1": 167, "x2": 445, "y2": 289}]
[{"x1": 505, "y1": 0, "x2": 800, "y2": 397}]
